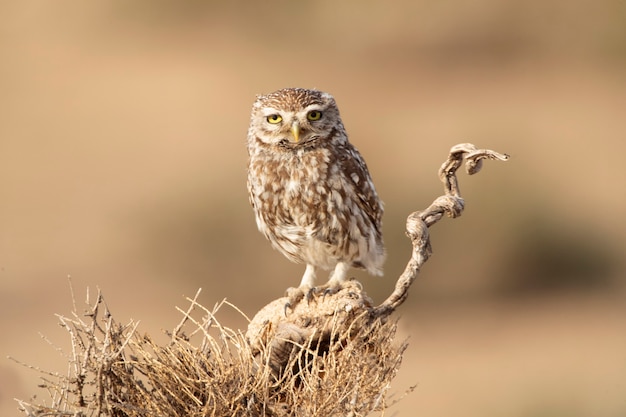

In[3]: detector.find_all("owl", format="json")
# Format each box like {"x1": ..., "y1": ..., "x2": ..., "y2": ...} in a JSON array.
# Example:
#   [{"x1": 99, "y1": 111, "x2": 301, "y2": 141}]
[{"x1": 246, "y1": 88, "x2": 385, "y2": 302}]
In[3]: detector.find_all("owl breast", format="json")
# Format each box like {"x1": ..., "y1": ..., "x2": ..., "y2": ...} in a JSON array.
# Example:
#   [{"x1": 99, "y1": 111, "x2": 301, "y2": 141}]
[{"x1": 247, "y1": 140, "x2": 381, "y2": 273}]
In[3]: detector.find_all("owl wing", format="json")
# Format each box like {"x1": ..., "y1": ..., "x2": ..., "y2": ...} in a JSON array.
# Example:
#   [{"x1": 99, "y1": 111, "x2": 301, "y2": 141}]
[{"x1": 340, "y1": 144, "x2": 384, "y2": 234}]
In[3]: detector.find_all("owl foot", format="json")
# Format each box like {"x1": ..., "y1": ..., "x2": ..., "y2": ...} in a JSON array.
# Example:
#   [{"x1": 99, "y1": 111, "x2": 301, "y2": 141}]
[
  {"x1": 284, "y1": 286, "x2": 308, "y2": 315},
  {"x1": 317, "y1": 280, "x2": 349, "y2": 300},
  {"x1": 283, "y1": 280, "x2": 355, "y2": 315},
  {"x1": 320, "y1": 277, "x2": 365, "y2": 300}
]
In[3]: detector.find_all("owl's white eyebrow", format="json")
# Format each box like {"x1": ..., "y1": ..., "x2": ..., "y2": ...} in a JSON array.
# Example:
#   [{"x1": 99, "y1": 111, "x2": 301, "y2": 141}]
[{"x1": 304, "y1": 104, "x2": 324, "y2": 111}]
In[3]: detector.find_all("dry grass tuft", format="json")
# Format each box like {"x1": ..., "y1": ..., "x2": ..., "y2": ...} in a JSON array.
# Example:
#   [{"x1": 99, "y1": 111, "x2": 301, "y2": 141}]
[{"x1": 15, "y1": 286, "x2": 408, "y2": 417}]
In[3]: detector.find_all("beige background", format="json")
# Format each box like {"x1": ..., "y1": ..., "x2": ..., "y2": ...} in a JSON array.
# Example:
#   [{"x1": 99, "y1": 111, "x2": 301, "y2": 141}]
[{"x1": 1, "y1": 1, "x2": 625, "y2": 416}]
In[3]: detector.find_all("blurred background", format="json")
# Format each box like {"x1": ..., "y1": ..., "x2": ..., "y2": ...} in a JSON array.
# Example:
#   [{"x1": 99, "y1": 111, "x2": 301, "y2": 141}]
[{"x1": 1, "y1": 0, "x2": 625, "y2": 415}]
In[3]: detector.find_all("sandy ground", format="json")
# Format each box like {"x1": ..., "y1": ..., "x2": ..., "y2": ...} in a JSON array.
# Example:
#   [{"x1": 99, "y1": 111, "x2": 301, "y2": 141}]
[{"x1": 1, "y1": 1, "x2": 625, "y2": 416}]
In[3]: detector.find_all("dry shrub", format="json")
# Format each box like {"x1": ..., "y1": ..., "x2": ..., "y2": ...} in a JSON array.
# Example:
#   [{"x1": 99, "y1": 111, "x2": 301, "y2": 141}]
[{"x1": 15, "y1": 286, "x2": 407, "y2": 417}]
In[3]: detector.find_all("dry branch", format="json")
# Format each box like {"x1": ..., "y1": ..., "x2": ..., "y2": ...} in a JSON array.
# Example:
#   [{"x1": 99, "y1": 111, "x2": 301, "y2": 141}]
[{"x1": 13, "y1": 143, "x2": 507, "y2": 417}]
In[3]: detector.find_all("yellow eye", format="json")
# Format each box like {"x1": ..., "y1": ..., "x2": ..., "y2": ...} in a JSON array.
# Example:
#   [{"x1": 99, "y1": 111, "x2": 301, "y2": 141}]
[
  {"x1": 307, "y1": 110, "x2": 322, "y2": 121},
  {"x1": 267, "y1": 114, "x2": 282, "y2": 124}
]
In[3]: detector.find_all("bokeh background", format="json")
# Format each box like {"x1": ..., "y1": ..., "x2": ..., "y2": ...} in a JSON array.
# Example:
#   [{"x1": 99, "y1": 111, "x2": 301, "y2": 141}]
[{"x1": 1, "y1": 1, "x2": 625, "y2": 416}]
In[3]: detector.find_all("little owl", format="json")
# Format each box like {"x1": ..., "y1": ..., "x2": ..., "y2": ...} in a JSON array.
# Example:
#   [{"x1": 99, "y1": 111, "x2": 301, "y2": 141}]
[{"x1": 246, "y1": 88, "x2": 385, "y2": 301}]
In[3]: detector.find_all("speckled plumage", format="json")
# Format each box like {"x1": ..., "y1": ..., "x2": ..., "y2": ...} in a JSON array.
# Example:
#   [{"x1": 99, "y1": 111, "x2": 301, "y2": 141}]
[{"x1": 246, "y1": 88, "x2": 385, "y2": 289}]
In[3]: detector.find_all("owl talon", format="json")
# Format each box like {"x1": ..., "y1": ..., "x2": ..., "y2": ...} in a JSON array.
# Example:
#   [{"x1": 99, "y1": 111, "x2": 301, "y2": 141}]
[
  {"x1": 323, "y1": 288, "x2": 335, "y2": 299},
  {"x1": 320, "y1": 282, "x2": 344, "y2": 301},
  {"x1": 283, "y1": 286, "x2": 307, "y2": 315},
  {"x1": 305, "y1": 287, "x2": 319, "y2": 304},
  {"x1": 283, "y1": 302, "x2": 293, "y2": 316}
]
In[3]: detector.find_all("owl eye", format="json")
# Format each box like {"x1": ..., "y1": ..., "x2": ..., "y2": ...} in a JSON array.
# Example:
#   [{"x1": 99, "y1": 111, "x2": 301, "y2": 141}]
[
  {"x1": 267, "y1": 114, "x2": 283, "y2": 124},
  {"x1": 307, "y1": 110, "x2": 322, "y2": 121}
]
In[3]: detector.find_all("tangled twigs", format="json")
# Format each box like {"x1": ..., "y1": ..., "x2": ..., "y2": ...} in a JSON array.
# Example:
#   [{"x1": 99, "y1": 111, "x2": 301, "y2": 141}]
[{"x1": 246, "y1": 143, "x2": 509, "y2": 376}]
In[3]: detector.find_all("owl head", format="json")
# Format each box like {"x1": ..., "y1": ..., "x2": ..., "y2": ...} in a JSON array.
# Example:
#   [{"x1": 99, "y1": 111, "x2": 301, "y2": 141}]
[{"x1": 248, "y1": 88, "x2": 344, "y2": 148}]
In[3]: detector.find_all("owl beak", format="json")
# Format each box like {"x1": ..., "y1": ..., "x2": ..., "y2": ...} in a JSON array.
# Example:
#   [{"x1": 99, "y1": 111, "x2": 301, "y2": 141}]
[{"x1": 290, "y1": 122, "x2": 300, "y2": 143}]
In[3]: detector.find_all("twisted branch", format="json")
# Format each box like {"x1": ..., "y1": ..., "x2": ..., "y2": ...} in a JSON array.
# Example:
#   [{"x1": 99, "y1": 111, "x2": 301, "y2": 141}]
[{"x1": 373, "y1": 143, "x2": 509, "y2": 316}]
